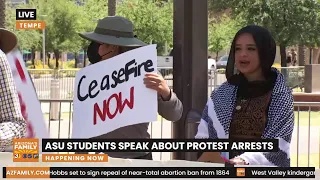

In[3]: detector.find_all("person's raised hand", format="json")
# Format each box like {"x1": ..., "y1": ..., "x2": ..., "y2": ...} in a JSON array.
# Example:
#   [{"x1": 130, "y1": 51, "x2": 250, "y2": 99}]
[
  {"x1": 143, "y1": 72, "x2": 171, "y2": 100},
  {"x1": 229, "y1": 157, "x2": 248, "y2": 165}
]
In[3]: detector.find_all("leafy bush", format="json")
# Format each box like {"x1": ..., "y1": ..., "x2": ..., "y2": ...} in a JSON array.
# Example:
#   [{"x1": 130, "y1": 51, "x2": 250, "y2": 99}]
[
  {"x1": 64, "y1": 60, "x2": 75, "y2": 69},
  {"x1": 57, "y1": 69, "x2": 78, "y2": 78},
  {"x1": 26, "y1": 60, "x2": 51, "y2": 69},
  {"x1": 48, "y1": 59, "x2": 63, "y2": 69}
]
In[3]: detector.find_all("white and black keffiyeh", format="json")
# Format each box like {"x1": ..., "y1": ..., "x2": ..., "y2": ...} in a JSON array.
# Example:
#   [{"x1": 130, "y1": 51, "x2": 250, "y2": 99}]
[
  {"x1": 0, "y1": 50, "x2": 26, "y2": 151},
  {"x1": 195, "y1": 68, "x2": 294, "y2": 167}
]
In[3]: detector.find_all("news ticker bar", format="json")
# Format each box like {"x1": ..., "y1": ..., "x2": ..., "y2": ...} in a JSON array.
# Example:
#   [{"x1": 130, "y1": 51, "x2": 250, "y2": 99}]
[
  {"x1": 2, "y1": 167, "x2": 315, "y2": 178},
  {"x1": 42, "y1": 139, "x2": 279, "y2": 152}
]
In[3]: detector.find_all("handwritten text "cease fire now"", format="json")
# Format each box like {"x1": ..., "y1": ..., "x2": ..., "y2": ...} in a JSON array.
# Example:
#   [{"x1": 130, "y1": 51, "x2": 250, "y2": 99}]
[{"x1": 76, "y1": 59, "x2": 154, "y2": 125}]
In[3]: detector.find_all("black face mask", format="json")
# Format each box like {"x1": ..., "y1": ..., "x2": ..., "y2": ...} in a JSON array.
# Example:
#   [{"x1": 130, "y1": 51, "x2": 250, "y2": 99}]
[
  {"x1": 87, "y1": 41, "x2": 101, "y2": 64},
  {"x1": 87, "y1": 41, "x2": 114, "y2": 64}
]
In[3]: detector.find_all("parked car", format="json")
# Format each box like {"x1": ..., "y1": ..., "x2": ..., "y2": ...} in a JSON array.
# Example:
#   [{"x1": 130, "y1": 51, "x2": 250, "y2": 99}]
[{"x1": 216, "y1": 55, "x2": 228, "y2": 69}]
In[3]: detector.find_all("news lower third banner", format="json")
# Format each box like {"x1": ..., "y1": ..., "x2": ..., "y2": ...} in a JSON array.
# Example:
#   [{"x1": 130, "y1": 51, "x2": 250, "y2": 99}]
[
  {"x1": 41, "y1": 139, "x2": 279, "y2": 152},
  {"x1": 13, "y1": 138, "x2": 279, "y2": 163},
  {"x1": 2, "y1": 167, "x2": 315, "y2": 178}
]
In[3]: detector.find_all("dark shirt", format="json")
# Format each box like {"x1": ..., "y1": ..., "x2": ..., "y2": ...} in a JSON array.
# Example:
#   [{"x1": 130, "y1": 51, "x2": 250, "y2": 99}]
[{"x1": 228, "y1": 71, "x2": 277, "y2": 159}]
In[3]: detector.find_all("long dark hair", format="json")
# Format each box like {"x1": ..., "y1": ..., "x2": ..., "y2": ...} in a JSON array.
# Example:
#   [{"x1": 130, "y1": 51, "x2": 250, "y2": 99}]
[{"x1": 225, "y1": 25, "x2": 276, "y2": 84}]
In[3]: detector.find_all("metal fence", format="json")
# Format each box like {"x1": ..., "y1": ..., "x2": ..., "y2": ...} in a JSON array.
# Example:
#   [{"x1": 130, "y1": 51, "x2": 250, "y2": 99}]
[
  {"x1": 29, "y1": 66, "x2": 305, "y2": 100},
  {"x1": 207, "y1": 66, "x2": 305, "y2": 93},
  {"x1": 40, "y1": 99, "x2": 320, "y2": 167},
  {"x1": 29, "y1": 68, "x2": 174, "y2": 99}
]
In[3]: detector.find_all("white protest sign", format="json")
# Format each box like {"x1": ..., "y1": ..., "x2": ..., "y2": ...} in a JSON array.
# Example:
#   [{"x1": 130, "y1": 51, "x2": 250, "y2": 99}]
[
  {"x1": 6, "y1": 49, "x2": 48, "y2": 140},
  {"x1": 72, "y1": 44, "x2": 158, "y2": 138}
]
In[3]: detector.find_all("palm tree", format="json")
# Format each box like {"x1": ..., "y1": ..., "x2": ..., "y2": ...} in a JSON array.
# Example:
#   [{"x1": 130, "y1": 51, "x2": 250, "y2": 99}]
[
  {"x1": 0, "y1": 0, "x2": 6, "y2": 28},
  {"x1": 108, "y1": 0, "x2": 116, "y2": 16}
]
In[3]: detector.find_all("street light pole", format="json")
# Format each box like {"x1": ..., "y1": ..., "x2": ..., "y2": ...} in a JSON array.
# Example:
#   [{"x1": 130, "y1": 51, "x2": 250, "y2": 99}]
[
  {"x1": 40, "y1": 15, "x2": 47, "y2": 68},
  {"x1": 42, "y1": 28, "x2": 45, "y2": 68}
]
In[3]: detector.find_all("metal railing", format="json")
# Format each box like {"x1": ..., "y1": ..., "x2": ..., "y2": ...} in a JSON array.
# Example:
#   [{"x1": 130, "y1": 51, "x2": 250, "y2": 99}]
[
  {"x1": 40, "y1": 99, "x2": 320, "y2": 166},
  {"x1": 207, "y1": 66, "x2": 305, "y2": 93},
  {"x1": 292, "y1": 102, "x2": 320, "y2": 168},
  {"x1": 29, "y1": 68, "x2": 174, "y2": 99},
  {"x1": 29, "y1": 66, "x2": 305, "y2": 100}
]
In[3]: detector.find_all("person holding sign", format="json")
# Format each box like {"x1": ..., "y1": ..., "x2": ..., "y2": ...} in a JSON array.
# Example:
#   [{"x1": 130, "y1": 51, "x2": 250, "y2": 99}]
[
  {"x1": 0, "y1": 29, "x2": 26, "y2": 151},
  {"x1": 77, "y1": 16, "x2": 183, "y2": 160},
  {"x1": 195, "y1": 25, "x2": 294, "y2": 166}
]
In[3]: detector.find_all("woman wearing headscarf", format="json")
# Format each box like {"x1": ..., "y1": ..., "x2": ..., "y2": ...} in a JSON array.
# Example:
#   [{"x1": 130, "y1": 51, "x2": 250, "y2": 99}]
[
  {"x1": 195, "y1": 25, "x2": 294, "y2": 167},
  {"x1": 0, "y1": 29, "x2": 26, "y2": 151},
  {"x1": 77, "y1": 16, "x2": 183, "y2": 160}
]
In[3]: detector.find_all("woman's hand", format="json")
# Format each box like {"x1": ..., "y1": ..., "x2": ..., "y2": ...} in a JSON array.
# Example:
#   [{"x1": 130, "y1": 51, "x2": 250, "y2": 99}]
[
  {"x1": 143, "y1": 73, "x2": 171, "y2": 100},
  {"x1": 229, "y1": 157, "x2": 248, "y2": 165}
]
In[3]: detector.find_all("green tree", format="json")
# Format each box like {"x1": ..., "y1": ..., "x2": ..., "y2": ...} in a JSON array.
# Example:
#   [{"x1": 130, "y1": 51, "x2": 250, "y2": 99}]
[
  {"x1": 208, "y1": 16, "x2": 241, "y2": 60},
  {"x1": 117, "y1": 0, "x2": 173, "y2": 55},
  {"x1": 5, "y1": 2, "x2": 42, "y2": 65},
  {"x1": 60, "y1": 2, "x2": 85, "y2": 68},
  {"x1": 43, "y1": 0, "x2": 83, "y2": 69},
  {"x1": 78, "y1": 0, "x2": 107, "y2": 67},
  {"x1": 208, "y1": 0, "x2": 320, "y2": 67}
]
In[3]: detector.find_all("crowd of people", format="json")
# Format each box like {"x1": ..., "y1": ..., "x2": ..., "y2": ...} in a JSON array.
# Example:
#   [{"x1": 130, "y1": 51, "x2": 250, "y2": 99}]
[{"x1": 0, "y1": 16, "x2": 294, "y2": 167}]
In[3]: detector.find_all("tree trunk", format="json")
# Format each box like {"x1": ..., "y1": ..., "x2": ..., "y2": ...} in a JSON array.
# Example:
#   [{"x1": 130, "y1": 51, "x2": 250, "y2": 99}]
[
  {"x1": 83, "y1": 47, "x2": 88, "y2": 67},
  {"x1": 31, "y1": 49, "x2": 35, "y2": 61},
  {"x1": 54, "y1": 50, "x2": 59, "y2": 69},
  {"x1": 31, "y1": 48, "x2": 35, "y2": 66},
  {"x1": 47, "y1": 52, "x2": 50, "y2": 64},
  {"x1": 298, "y1": 45, "x2": 306, "y2": 66},
  {"x1": 215, "y1": 52, "x2": 218, "y2": 61},
  {"x1": 280, "y1": 44, "x2": 287, "y2": 67},
  {"x1": 280, "y1": 44, "x2": 288, "y2": 80},
  {"x1": 0, "y1": 0, "x2": 5, "y2": 28},
  {"x1": 309, "y1": 48, "x2": 313, "y2": 64},
  {"x1": 108, "y1": 0, "x2": 116, "y2": 16},
  {"x1": 74, "y1": 52, "x2": 78, "y2": 68},
  {"x1": 312, "y1": 48, "x2": 320, "y2": 64}
]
